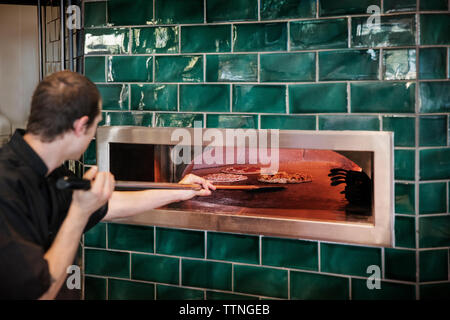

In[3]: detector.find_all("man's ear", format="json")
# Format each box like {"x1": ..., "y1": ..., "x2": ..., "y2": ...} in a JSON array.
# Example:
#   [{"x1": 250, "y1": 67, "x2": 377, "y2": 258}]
[{"x1": 72, "y1": 116, "x2": 89, "y2": 136}]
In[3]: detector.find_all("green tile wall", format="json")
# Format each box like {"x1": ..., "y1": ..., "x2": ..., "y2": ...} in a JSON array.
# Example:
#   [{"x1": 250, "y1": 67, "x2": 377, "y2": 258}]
[{"x1": 82, "y1": 0, "x2": 450, "y2": 300}]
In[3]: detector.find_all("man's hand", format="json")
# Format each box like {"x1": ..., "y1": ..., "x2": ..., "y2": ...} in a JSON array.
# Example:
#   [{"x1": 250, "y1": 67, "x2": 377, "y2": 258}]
[
  {"x1": 71, "y1": 166, "x2": 115, "y2": 219},
  {"x1": 178, "y1": 173, "x2": 216, "y2": 200}
]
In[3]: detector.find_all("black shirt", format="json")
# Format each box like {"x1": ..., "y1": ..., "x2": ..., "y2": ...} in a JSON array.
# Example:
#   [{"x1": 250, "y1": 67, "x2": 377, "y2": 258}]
[{"x1": 0, "y1": 130, "x2": 108, "y2": 299}]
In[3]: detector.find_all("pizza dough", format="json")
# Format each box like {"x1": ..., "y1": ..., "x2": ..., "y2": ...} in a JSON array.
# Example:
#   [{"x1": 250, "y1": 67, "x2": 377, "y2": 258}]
[
  {"x1": 203, "y1": 173, "x2": 248, "y2": 183},
  {"x1": 257, "y1": 171, "x2": 312, "y2": 184},
  {"x1": 221, "y1": 166, "x2": 261, "y2": 175}
]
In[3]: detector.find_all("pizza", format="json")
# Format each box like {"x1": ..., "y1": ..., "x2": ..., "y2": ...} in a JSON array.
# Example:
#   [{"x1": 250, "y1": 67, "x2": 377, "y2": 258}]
[
  {"x1": 203, "y1": 173, "x2": 248, "y2": 183},
  {"x1": 257, "y1": 171, "x2": 312, "y2": 184},
  {"x1": 221, "y1": 166, "x2": 261, "y2": 175}
]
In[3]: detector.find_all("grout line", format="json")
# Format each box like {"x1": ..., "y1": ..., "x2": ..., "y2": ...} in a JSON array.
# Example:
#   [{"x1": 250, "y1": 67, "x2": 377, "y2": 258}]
[
  {"x1": 348, "y1": 278, "x2": 352, "y2": 300},
  {"x1": 204, "y1": 0, "x2": 206, "y2": 23},
  {"x1": 258, "y1": 0, "x2": 261, "y2": 21},
  {"x1": 315, "y1": 51, "x2": 319, "y2": 82},
  {"x1": 317, "y1": 241, "x2": 321, "y2": 272},
  {"x1": 415, "y1": 1, "x2": 420, "y2": 300},
  {"x1": 347, "y1": 82, "x2": 351, "y2": 113},
  {"x1": 347, "y1": 17, "x2": 351, "y2": 49}
]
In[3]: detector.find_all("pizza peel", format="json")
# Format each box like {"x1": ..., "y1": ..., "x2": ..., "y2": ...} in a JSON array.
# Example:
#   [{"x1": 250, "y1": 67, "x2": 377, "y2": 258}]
[{"x1": 56, "y1": 177, "x2": 286, "y2": 192}]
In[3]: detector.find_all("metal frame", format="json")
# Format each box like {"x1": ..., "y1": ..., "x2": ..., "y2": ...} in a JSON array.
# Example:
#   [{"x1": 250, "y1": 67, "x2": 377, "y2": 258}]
[{"x1": 97, "y1": 126, "x2": 394, "y2": 247}]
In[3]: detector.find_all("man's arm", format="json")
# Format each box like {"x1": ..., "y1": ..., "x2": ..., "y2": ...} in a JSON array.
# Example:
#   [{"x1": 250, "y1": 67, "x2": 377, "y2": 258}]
[
  {"x1": 103, "y1": 174, "x2": 215, "y2": 221},
  {"x1": 39, "y1": 167, "x2": 114, "y2": 300}
]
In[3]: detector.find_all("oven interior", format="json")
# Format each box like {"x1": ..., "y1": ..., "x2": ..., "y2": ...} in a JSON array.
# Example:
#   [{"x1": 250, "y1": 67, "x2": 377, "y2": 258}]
[{"x1": 109, "y1": 143, "x2": 375, "y2": 226}]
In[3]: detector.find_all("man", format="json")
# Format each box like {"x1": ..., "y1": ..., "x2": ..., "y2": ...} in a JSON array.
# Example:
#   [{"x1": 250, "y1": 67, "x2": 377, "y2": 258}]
[{"x1": 0, "y1": 71, "x2": 215, "y2": 299}]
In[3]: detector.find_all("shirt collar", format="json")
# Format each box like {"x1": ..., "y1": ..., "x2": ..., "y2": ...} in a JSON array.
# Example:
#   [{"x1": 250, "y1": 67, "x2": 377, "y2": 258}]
[{"x1": 8, "y1": 129, "x2": 48, "y2": 177}]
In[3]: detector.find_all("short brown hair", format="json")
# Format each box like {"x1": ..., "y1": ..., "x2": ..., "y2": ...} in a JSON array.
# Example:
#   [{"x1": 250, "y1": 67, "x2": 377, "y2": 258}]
[{"x1": 26, "y1": 70, "x2": 101, "y2": 142}]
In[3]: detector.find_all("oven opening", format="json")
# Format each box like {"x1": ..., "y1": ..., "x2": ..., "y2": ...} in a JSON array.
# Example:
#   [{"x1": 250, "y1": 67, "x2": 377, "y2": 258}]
[{"x1": 109, "y1": 142, "x2": 374, "y2": 226}]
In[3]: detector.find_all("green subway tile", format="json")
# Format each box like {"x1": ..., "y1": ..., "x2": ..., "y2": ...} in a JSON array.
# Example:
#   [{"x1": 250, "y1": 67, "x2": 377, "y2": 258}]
[
  {"x1": 107, "y1": 56, "x2": 152, "y2": 82},
  {"x1": 262, "y1": 237, "x2": 318, "y2": 271},
  {"x1": 383, "y1": 0, "x2": 416, "y2": 13},
  {"x1": 395, "y1": 183, "x2": 415, "y2": 214},
  {"x1": 84, "y1": 222, "x2": 106, "y2": 248},
  {"x1": 419, "y1": 48, "x2": 447, "y2": 80},
  {"x1": 103, "y1": 112, "x2": 153, "y2": 127},
  {"x1": 98, "y1": 84, "x2": 129, "y2": 110},
  {"x1": 420, "y1": 14, "x2": 450, "y2": 45},
  {"x1": 319, "y1": 0, "x2": 380, "y2": 16},
  {"x1": 260, "y1": 0, "x2": 315, "y2": 20},
  {"x1": 320, "y1": 243, "x2": 381, "y2": 277},
  {"x1": 420, "y1": 0, "x2": 448, "y2": 11},
  {"x1": 290, "y1": 19, "x2": 347, "y2": 50},
  {"x1": 156, "y1": 227, "x2": 204, "y2": 258},
  {"x1": 181, "y1": 25, "x2": 231, "y2": 53},
  {"x1": 84, "y1": 1, "x2": 107, "y2": 27},
  {"x1": 85, "y1": 249, "x2": 130, "y2": 278},
  {"x1": 108, "y1": 0, "x2": 153, "y2": 26},
  {"x1": 420, "y1": 283, "x2": 450, "y2": 300},
  {"x1": 155, "y1": 0, "x2": 203, "y2": 24},
  {"x1": 84, "y1": 28, "x2": 129, "y2": 55},
  {"x1": 206, "y1": 291, "x2": 258, "y2": 300},
  {"x1": 419, "y1": 250, "x2": 448, "y2": 282},
  {"x1": 206, "y1": 114, "x2": 257, "y2": 129},
  {"x1": 395, "y1": 215, "x2": 416, "y2": 248},
  {"x1": 84, "y1": 56, "x2": 105, "y2": 82},
  {"x1": 419, "y1": 215, "x2": 450, "y2": 248},
  {"x1": 84, "y1": 276, "x2": 106, "y2": 300},
  {"x1": 351, "y1": 279, "x2": 415, "y2": 300},
  {"x1": 130, "y1": 84, "x2": 177, "y2": 111},
  {"x1": 319, "y1": 115, "x2": 380, "y2": 131},
  {"x1": 234, "y1": 265, "x2": 288, "y2": 298},
  {"x1": 155, "y1": 56, "x2": 203, "y2": 82},
  {"x1": 181, "y1": 259, "x2": 232, "y2": 291},
  {"x1": 394, "y1": 149, "x2": 415, "y2": 181},
  {"x1": 260, "y1": 115, "x2": 316, "y2": 130},
  {"x1": 382, "y1": 116, "x2": 415, "y2": 147},
  {"x1": 155, "y1": 113, "x2": 203, "y2": 128},
  {"x1": 290, "y1": 83, "x2": 347, "y2": 113},
  {"x1": 108, "y1": 279, "x2": 154, "y2": 300},
  {"x1": 131, "y1": 253, "x2": 179, "y2": 284},
  {"x1": 419, "y1": 116, "x2": 448, "y2": 146},
  {"x1": 351, "y1": 82, "x2": 415, "y2": 113},
  {"x1": 383, "y1": 49, "x2": 416, "y2": 80},
  {"x1": 419, "y1": 148, "x2": 450, "y2": 180},
  {"x1": 384, "y1": 248, "x2": 416, "y2": 282},
  {"x1": 207, "y1": 232, "x2": 259, "y2": 264},
  {"x1": 180, "y1": 85, "x2": 230, "y2": 112},
  {"x1": 233, "y1": 22, "x2": 287, "y2": 52},
  {"x1": 206, "y1": 54, "x2": 257, "y2": 82},
  {"x1": 132, "y1": 27, "x2": 179, "y2": 54},
  {"x1": 260, "y1": 52, "x2": 315, "y2": 82},
  {"x1": 83, "y1": 139, "x2": 96, "y2": 165},
  {"x1": 419, "y1": 82, "x2": 450, "y2": 113},
  {"x1": 233, "y1": 85, "x2": 286, "y2": 113},
  {"x1": 419, "y1": 182, "x2": 447, "y2": 214},
  {"x1": 206, "y1": 0, "x2": 258, "y2": 22},
  {"x1": 108, "y1": 223, "x2": 154, "y2": 253},
  {"x1": 319, "y1": 49, "x2": 379, "y2": 81},
  {"x1": 351, "y1": 15, "x2": 416, "y2": 48},
  {"x1": 290, "y1": 271, "x2": 349, "y2": 300},
  {"x1": 156, "y1": 284, "x2": 204, "y2": 300}
]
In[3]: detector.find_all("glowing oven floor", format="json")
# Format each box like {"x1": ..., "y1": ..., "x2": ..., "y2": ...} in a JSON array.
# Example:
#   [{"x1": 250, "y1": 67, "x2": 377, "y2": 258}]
[{"x1": 162, "y1": 161, "x2": 373, "y2": 225}]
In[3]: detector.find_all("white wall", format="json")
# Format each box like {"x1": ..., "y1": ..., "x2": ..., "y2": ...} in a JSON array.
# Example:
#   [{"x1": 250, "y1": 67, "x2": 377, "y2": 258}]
[{"x1": 0, "y1": 4, "x2": 39, "y2": 132}]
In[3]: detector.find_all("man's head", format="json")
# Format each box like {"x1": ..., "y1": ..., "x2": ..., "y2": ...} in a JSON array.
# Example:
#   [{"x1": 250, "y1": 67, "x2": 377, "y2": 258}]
[
  {"x1": 26, "y1": 71, "x2": 102, "y2": 159},
  {"x1": 27, "y1": 70, "x2": 101, "y2": 141}
]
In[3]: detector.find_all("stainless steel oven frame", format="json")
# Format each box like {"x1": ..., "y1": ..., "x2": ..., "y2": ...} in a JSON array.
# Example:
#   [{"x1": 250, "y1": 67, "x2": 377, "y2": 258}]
[{"x1": 96, "y1": 126, "x2": 394, "y2": 247}]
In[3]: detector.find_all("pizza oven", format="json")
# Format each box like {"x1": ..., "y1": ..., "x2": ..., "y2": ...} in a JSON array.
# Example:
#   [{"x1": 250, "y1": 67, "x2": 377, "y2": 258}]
[{"x1": 96, "y1": 126, "x2": 394, "y2": 247}]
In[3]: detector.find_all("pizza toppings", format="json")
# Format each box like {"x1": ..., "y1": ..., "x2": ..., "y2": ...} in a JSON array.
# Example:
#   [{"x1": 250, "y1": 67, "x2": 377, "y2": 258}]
[
  {"x1": 221, "y1": 166, "x2": 261, "y2": 175},
  {"x1": 257, "y1": 171, "x2": 312, "y2": 184},
  {"x1": 203, "y1": 173, "x2": 248, "y2": 183}
]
